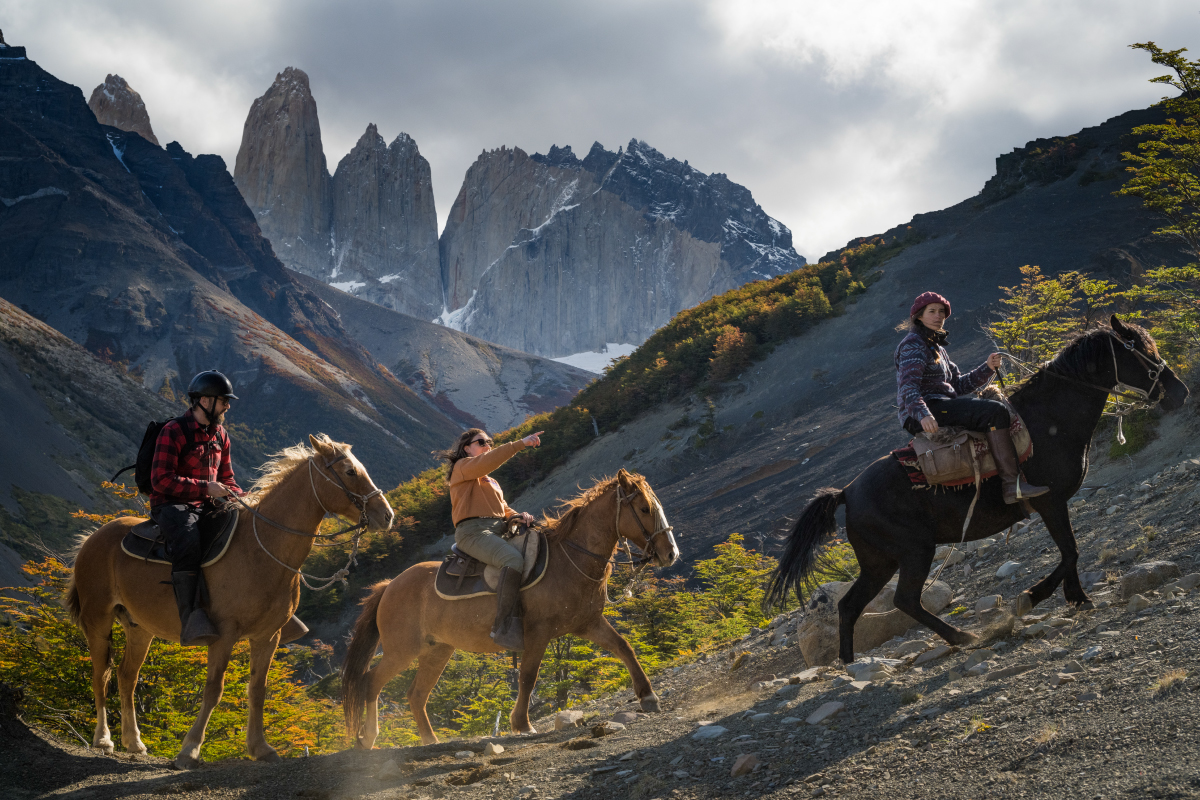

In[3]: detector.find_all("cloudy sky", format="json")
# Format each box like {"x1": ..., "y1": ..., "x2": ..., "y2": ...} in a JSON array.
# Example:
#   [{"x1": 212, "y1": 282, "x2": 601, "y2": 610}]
[{"x1": 4, "y1": 1, "x2": 1199, "y2": 259}]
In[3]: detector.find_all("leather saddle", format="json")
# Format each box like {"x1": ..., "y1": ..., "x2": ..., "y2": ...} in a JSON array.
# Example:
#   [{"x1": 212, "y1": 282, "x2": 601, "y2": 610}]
[
  {"x1": 434, "y1": 526, "x2": 549, "y2": 601},
  {"x1": 120, "y1": 505, "x2": 239, "y2": 568}
]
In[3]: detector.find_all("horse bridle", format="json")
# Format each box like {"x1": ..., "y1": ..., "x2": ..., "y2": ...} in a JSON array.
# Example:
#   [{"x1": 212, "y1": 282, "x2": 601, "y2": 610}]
[
  {"x1": 231, "y1": 449, "x2": 387, "y2": 591},
  {"x1": 558, "y1": 482, "x2": 675, "y2": 581},
  {"x1": 1045, "y1": 331, "x2": 1169, "y2": 406}
]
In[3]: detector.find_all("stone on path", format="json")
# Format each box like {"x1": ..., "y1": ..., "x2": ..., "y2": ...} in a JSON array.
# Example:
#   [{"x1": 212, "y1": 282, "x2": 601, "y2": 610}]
[
  {"x1": 975, "y1": 595, "x2": 1003, "y2": 613},
  {"x1": 797, "y1": 580, "x2": 952, "y2": 666},
  {"x1": 996, "y1": 561, "x2": 1022, "y2": 579},
  {"x1": 692, "y1": 725, "x2": 728, "y2": 740},
  {"x1": 1179, "y1": 573, "x2": 1200, "y2": 591},
  {"x1": 781, "y1": 717, "x2": 803, "y2": 725},
  {"x1": 964, "y1": 649, "x2": 995, "y2": 669},
  {"x1": 454, "y1": 750, "x2": 474, "y2": 759},
  {"x1": 1049, "y1": 673, "x2": 1076, "y2": 687},
  {"x1": 893, "y1": 640, "x2": 929, "y2": 657},
  {"x1": 376, "y1": 759, "x2": 401, "y2": 780},
  {"x1": 554, "y1": 710, "x2": 583, "y2": 730},
  {"x1": 483, "y1": 742, "x2": 504, "y2": 756},
  {"x1": 966, "y1": 662, "x2": 990, "y2": 677},
  {"x1": 611, "y1": 711, "x2": 638, "y2": 724},
  {"x1": 914, "y1": 644, "x2": 952, "y2": 665},
  {"x1": 730, "y1": 754, "x2": 760, "y2": 777},
  {"x1": 806, "y1": 702, "x2": 845, "y2": 725},
  {"x1": 985, "y1": 663, "x2": 1035, "y2": 682},
  {"x1": 850, "y1": 680, "x2": 874, "y2": 691},
  {"x1": 751, "y1": 713, "x2": 771, "y2": 722},
  {"x1": 1061, "y1": 660, "x2": 1084, "y2": 674},
  {"x1": 1122, "y1": 561, "x2": 1182, "y2": 599},
  {"x1": 592, "y1": 721, "x2": 625, "y2": 737},
  {"x1": 1127, "y1": 594, "x2": 1152, "y2": 614}
]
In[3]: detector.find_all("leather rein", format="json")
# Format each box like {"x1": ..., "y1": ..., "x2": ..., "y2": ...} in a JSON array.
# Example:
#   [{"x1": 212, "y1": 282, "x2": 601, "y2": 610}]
[
  {"x1": 230, "y1": 452, "x2": 385, "y2": 591},
  {"x1": 557, "y1": 483, "x2": 674, "y2": 584}
]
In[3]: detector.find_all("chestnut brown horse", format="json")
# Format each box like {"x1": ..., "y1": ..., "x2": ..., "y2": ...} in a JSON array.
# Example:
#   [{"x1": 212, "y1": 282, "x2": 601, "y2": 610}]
[
  {"x1": 67, "y1": 434, "x2": 394, "y2": 768},
  {"x1": 342, "y1": 468, "x2": 679, "y2": 746}
]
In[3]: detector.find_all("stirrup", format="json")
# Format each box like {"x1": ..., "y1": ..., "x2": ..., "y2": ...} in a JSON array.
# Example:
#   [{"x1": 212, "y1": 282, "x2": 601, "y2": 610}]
[
  {"x1": 491, "y1": 617, "x2": 525, "y2": 652},
  {"x1": 180, "y1": 608, "x2": 219, "y2": 647}
]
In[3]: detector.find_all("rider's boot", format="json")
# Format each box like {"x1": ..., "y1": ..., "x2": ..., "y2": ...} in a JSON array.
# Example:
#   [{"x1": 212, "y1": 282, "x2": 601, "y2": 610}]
[
  {"x1": 171, "y1": 571, "x2": 219, "y2": 647},
  {"x1": 986, "y1": 429, "x2": 1049, "y2": 504},
  {"x1": 279, "y1": 614, "x2": 309, "y2": 644},
  {"x1": 490, "y1": 567, "x2": 525, "y2": 652}
]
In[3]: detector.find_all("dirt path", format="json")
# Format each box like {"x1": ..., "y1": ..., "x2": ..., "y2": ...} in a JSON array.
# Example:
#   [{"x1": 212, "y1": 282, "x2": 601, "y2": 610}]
[{"x1": 6, "y1": 454, "x2": 1200, "y2": 800}]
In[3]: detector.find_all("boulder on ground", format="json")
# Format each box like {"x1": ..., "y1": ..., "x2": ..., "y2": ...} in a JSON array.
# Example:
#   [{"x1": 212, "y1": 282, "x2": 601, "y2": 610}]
[
  {"x1": 554, "y1": 710, "x2": 584, "y2": 730},
  {"x1": 1121, "y1": 561, "x2": 1181, "y2": 599},
  {"x1": 731, "y1": 754, "x2": 760, "y2": 776},
  {"x1": 806, "y1": 701, "x2": 844, "y2": 725},
  {"x1": 797, "y1": 581, "x2": 952, "y2": 666}
]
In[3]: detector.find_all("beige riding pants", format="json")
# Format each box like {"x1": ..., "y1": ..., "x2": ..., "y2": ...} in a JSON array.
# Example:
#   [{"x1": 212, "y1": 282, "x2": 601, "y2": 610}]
[{"x1": 454, "y1": 517, "x2": 523, "y2": 571}]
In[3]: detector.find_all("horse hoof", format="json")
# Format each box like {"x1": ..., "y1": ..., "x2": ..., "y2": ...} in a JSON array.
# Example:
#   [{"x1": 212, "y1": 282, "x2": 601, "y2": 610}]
[
  {"x1": 254, "y1": 748, "x2": 281, "y2": 763},
  {"x1": 1012, "y1": 592, "x2": 1033, "y2": 618},
  {"x1": 126, "y1": 742, "x2": 148, "y2": 756},
  {"x1": 92, "y1": 740, "x2": 114, "y2": 754},
  {"x1": 640, "y1": 694, "x2": 661, "y2": 713},
  {"x1": 1079, "y1": 601, "x2": 1095, "y2": 611},
  {"x1": 173, "y1": 754, "x2": 200, "y2": 770}
]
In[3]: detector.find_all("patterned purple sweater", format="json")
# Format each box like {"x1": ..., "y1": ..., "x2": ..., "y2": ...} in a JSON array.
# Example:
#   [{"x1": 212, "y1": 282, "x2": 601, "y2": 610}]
[{"x1": 895, "y1": 329, "x2": 995, "y2": 425}]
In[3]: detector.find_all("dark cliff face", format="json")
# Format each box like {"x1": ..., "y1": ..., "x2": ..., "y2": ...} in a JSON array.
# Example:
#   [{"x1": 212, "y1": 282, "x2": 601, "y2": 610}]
[
  {"x1": 437, "y1": 139, "x2": 805, "y2": 357},
  {"x1": 0, "y1": 48, "x2": 457, "y2": 487}
]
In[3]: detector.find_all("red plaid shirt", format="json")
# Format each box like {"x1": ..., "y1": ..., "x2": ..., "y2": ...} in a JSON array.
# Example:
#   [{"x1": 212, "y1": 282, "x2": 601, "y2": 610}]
[{"x1": 149, "y1": 409, "x2": 243, "y2": 507}]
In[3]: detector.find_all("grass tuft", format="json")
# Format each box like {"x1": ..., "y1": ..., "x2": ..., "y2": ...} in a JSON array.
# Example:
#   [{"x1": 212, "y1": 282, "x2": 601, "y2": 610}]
[
  {"x1": 1033, "y1": 723, "x2": 1059, "y2": 745},
  {"x1": 899, "y1": 689, "x2": 923, "y2": 705},
  {"x1": 1150, "y1": 668, "x2": 1187, "y2": 696}
]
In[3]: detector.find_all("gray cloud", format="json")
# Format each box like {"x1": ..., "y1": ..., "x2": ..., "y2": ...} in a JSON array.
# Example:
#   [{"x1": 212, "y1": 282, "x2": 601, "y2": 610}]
[{"x1": 3, "y1": 0, "x2": 1199, "y2": 258}]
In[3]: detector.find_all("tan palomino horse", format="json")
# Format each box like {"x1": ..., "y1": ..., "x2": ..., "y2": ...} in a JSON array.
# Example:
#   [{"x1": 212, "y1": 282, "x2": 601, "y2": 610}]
[
  {"x1": 342, "y1": 468, "x2": 680, "y2": 747},
  {"x1": 66, "y1": 434, "x2": 394, "y2": 768}
]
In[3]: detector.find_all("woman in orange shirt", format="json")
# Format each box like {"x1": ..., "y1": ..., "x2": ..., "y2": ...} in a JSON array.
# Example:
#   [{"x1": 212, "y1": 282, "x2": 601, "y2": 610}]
[{"x1": 440, "y1": 428, "x2": 543, "y2": 651}]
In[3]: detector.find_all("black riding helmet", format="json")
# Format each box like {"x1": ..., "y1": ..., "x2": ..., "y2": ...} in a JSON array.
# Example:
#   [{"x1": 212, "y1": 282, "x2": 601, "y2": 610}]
[{"x1": 187, "y1": 370, "x2": 239, "y2": 402}]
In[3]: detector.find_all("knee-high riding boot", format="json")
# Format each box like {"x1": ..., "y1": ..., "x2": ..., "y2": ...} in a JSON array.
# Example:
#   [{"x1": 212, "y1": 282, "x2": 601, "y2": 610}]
[
  {"x1": 986, "y1": 429, "x2": 1049, "y2": 504},
  {"x1": 490, "y1": 566, "x2": 525, "y2": 652},
  {"x1": 171, "y1": 571, "x2": 219, "y2": 646}
]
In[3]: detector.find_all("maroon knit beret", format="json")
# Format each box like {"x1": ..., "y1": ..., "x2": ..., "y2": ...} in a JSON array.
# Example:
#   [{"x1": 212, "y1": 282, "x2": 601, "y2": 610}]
[{"x1": 910, "y1": 291, "x2": 951, "y2": 318}]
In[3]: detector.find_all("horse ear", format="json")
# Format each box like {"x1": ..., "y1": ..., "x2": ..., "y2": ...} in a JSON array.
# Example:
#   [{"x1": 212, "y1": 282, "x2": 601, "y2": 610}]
[
  {"x1": 1111, "y1": 314, "x2": 1130, "y2": 338},
  {"x1": 308, "y1": 434, "x2": 329, "y2": 453},
  {"x1": 616, "y1": 468, "x2": 633, "y2": 488}
]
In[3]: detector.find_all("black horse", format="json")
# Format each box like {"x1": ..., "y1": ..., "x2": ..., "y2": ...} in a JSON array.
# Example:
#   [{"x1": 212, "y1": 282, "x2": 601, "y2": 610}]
[{"x1": 766, "y1": 316, "x2": 1190, "y2": 664}]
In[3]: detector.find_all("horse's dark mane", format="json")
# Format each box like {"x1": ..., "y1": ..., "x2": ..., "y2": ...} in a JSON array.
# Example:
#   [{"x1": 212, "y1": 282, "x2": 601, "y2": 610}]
[
  {"x1": 1011, "y1": 321, "x2": 1156, "y2": 397},
  {"x1": 543, "y1": 476, "x2": 618, "y2": 544}
]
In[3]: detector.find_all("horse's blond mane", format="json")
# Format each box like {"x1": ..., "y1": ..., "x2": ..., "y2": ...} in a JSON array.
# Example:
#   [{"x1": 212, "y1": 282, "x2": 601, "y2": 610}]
[
  {"x1": 249, "y1": 434, "x2": 346, "y2": 499},
  {"x1": 543, "y1": 472, "x2": 654, "y2": 543}
]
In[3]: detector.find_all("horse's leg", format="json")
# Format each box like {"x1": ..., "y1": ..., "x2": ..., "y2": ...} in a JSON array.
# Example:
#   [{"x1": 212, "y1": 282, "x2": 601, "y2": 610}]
[
  {"x1": 836, "y1": 542, "x2": 898, "y2": 664},
  {"x1": 116, "y1": 623, "x2": 153, "y2": 755},
  {"x1": 579, "y1": 617, "x2": 659, "y2": 712},
  {"x1": 175, "y1": 638, "x2": 235, "y2": 769},
  {"x1": 1020, "y1": 501, "x2": 1087, "y2": 614},
  {"x1": 510, "y1": 639, "x2": 548, "y2": 734},
  {"x1": 83, "y1": 617, "x2": 116, "y2": 752},
  {"x1": 352, "y1": 643, "x2": 417, "y2": 750},
  {"x1": 406, "y1": 643, "x2": 455, "y2": 746},
  {"x1": 245, "y1": 631, "x2": 282, "y2": 762},
  {"x1": 893, "y1": 545, "x2": 976, "y2": 647}
]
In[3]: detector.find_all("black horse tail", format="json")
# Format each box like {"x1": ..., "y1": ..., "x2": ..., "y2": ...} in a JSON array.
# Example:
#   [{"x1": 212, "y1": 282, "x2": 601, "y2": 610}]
[
  {"x1": 763, "y1": 487, "x2": 846, "y2": 613},
  {"x1": 341, "y1": 581, "x2": 388, "y2": 743}
]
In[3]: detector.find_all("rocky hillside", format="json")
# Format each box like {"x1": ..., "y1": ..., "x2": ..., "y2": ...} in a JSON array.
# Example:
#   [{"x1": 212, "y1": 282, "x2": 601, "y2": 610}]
[
  {"x1": 439, "y1": 140, "x2": 804, "y2": 357},
  {"x1": 86, "y1": 74, "x2": 158, "y2": 146},
  {"x1": 512, "y1": 102, "x2": 1196, "y2": 565},
  {"x1": 234, "y1": 69, "x2": 441, "y2": 320},
  {"x1": 0, "y1": 43, "x2": 460, "y2": 501},
  {"x1": 6, "y1": 442, "x2": 1198, "y2": 799},
  {"x1": 291, "y1": 271, "x2": 594, "y2": 431}
]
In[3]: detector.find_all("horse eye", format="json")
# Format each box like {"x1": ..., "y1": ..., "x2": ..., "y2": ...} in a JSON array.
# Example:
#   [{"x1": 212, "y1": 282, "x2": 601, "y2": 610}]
[
  {"x1": 641, "y1": 506, "x2": 651, "y2": 514},
  {"x1": 346, "y1": 468, "x2": 358, "y2": 477}
]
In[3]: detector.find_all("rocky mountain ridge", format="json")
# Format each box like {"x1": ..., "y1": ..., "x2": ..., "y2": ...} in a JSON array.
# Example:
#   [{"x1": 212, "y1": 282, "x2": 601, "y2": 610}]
[
  {"x1": 86, "y1": 74, "x2": 158, "y2": 146},
  {"x1": 234, "y1": 68, "x2": 441, "y2": 320},
  {"x1": 439, "y1": 139, "x2": 804, "y2": 357},
  {"x1": 233, "y1": 68, "x2": 805, "y2": 357}
]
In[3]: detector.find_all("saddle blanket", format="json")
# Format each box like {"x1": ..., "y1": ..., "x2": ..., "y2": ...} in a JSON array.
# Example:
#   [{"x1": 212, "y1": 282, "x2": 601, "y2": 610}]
[
  {"x1": 120, "y1": 507, "x2": 239, "y2": 567},
  {"x1": 434, "y1": 529, "x2": 549, "y2": 601}
]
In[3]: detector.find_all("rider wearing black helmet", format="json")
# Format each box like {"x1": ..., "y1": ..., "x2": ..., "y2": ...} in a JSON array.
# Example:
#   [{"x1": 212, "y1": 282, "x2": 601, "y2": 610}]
[{"x1": 149, "y1": 370, "x2": 243, "y2": 646}]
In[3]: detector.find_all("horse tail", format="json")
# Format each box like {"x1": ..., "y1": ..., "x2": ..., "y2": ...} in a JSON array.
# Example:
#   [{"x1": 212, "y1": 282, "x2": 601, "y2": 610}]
[
  {"x1": 65, "y1": 573, "x2": 82, "y2": 627},
  {"x1": 341, "y1": 580, "x2": 388, "y2": 739},
  {"x1": 763, "y1": 487, "x2": 846, "y2": 613}
]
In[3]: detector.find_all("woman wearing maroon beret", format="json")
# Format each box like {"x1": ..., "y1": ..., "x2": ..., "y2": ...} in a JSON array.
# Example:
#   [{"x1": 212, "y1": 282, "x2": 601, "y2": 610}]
[{"x1": 895, "y1": 292, "x2": 1048, "y2": 503}]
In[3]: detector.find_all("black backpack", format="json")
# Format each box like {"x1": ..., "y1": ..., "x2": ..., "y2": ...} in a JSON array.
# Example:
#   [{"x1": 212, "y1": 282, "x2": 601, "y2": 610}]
[{"x1": 112, "y1": 416, "x2": 199, "y2": 496}]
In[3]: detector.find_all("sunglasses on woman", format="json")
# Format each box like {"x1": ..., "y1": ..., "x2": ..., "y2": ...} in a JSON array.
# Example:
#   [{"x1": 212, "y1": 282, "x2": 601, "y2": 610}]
[{"x1": 468, "y1": 438, "x2": 493, "y2": 448}]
